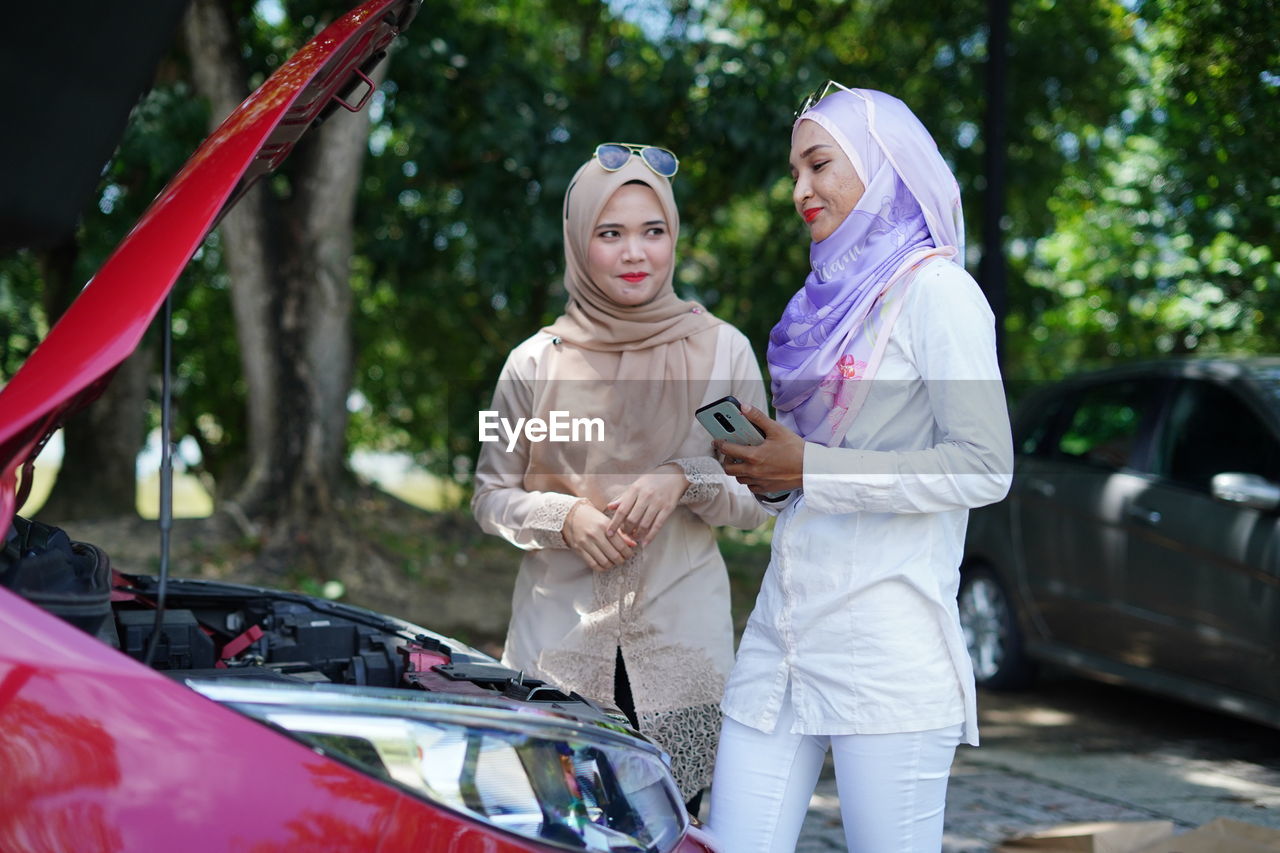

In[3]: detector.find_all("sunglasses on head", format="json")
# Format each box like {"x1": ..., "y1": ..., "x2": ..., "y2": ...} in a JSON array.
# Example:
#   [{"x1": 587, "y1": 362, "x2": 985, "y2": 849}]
[
  {"x1": 593, "y1": 143, "x2": 679, "y2": 178},
  {"x1": 795, "y1": 79, "x2": 854, "y2": 118}
]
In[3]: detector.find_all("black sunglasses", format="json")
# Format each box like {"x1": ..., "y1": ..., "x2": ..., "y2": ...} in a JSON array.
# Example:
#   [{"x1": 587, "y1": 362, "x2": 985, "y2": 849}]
[{"x1": 593, "y1": 143, "x2": 679, "y2": 178}]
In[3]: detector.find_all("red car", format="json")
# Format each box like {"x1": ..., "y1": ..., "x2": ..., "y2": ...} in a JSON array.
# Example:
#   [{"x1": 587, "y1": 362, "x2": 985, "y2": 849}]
[{"x1": 0, "y1": 2, "x2": 720, "y2": 850}]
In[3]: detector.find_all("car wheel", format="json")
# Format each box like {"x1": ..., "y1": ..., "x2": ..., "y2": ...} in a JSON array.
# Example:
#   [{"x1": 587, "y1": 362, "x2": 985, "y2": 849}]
[{"x1": 958, "y1": 566, "x2": 1035, "y2": 690}]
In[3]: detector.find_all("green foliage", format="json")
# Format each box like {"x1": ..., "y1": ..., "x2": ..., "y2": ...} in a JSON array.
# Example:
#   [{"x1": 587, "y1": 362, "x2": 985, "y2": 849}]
[
  {"x1": 352, "y1": 0, "x2": 1134, "y2": 481},
  {"x1": 1014, "y1": 0, "x2": 1279, "y2": 378},
  {"x1": 0, "y1": 252, "x2": 44, "y2": 382}
]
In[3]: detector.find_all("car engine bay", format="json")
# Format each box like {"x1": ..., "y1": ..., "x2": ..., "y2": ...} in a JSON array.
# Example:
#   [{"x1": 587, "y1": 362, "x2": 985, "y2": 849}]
[
  {"x1": 107, "y1": 572, "x2": 619, "y2": 723},
  {"x1": 1, "y1": 513, "x2": 619, "y2": 726}
]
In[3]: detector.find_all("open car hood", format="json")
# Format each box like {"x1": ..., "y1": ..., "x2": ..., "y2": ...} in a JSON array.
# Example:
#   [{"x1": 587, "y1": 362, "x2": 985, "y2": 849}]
[{"x1": 0, "y1": 0, "x2": 420, "y2": 532}]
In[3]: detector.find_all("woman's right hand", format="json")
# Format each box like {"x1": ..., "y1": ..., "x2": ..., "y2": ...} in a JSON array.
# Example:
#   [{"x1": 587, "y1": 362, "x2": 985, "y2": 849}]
[
  {"x1": 562, "y1": 500, "x2": 637, "y2": 572},
  {"x1": 717, "y1": 404, "x2": 805, "y2": 495}
]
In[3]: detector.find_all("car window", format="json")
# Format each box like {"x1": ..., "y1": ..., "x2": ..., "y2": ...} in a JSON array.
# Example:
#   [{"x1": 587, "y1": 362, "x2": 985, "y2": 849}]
[
  {"x1": 1016, "y1": 394, "x2": 1063, "y2": 457},
  {"x1": 1155, "y1": 380, "x2": 1280, "y2": 492},
  {"x1": 1054, "y1": 380, "x2": 1148, "y2": 471}
]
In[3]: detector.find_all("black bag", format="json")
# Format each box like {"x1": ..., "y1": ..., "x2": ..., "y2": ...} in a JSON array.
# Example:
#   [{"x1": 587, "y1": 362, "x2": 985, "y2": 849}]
[{"x1": 2, "y1": 516, "x2": 113, "y2": 637}]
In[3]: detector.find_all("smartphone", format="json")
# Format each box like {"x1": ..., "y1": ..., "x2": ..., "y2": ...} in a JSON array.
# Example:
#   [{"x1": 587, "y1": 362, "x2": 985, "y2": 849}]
[{"x1": 694, "y1": 396, "x2": 791, "y2": 502}]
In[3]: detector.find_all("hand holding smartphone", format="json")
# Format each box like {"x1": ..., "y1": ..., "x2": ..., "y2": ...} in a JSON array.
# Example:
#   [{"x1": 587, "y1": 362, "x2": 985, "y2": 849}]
[{"x1": 694, "y1": 396, "x2": 791, "y2": 502}]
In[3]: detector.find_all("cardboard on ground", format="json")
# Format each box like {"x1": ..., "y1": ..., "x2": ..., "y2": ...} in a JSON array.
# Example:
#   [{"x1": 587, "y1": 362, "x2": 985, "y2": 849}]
[{"x1": 998, "y1": 817, "x2": 1280, "y2": 853}]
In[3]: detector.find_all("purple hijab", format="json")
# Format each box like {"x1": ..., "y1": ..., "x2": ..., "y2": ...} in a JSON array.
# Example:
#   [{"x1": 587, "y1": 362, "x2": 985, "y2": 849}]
[{"x1": 768, "y1": 86, "x2": 965, "y2": 444}]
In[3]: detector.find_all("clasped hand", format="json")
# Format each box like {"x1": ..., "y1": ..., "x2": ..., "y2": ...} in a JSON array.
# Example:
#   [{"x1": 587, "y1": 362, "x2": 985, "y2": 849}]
[
  {"x1": 562, "y1": 463, "x2": 688, "y2": 572},
  {"x1": 715, "y1": 404, "x2": 805, "y2": 496}
]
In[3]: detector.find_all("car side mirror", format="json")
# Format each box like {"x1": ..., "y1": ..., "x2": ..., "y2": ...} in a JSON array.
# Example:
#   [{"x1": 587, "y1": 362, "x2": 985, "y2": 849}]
[{"x1": 1210, "y1": 472, "x2": 1280, "y2": 511}]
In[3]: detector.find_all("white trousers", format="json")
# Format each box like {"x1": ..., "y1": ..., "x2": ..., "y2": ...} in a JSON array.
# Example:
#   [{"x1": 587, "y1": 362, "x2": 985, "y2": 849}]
[{"x1": 707, "y1": 690, "x2": 962, "y2": 853}]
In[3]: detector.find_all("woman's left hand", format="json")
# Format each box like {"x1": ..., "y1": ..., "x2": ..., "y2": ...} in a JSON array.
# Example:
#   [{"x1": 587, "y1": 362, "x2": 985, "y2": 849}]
[
  {"x1": 717, "y1": 405, "x2": 806, "y2": 494},
  {"x1": 606, "y1": 463, "x2": 689, "y2": 547}
]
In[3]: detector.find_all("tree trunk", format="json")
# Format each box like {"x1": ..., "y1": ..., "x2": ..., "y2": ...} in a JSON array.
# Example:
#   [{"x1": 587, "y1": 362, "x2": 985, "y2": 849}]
[
  {"x1": 183, "y1": 0, "x2": 382, "y2": 575},
  {"x1": 183, "y1": 0, "x2": 279, "y2": 512},
  {"x1": 36, "y1": 238, "x2": 150, "y2": 521}
]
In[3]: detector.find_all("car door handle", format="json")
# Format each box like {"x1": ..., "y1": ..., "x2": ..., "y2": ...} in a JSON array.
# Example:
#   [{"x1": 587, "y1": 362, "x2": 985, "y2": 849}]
[
  {"x1": 1027, "y1": 478, "x2": 1056, "y2": 498},
  {"x1": 1126, "y1": 505, "x2": 1162, "y2": 525}
]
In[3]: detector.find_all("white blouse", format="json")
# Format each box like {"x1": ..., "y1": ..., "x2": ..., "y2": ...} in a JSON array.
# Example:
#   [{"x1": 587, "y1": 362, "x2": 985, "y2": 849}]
[
  {"x1": 720, "y1": 260, "x2": 1013, "y2": 746},
  {"x1": 471, "y1": 323, "x2": 768, "y2": 795}
]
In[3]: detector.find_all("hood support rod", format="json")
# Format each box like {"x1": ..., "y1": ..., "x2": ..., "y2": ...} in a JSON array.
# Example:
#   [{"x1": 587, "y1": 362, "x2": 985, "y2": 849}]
[{"x1": 143, "y1": 295, "x2": 174, "y2": 666}]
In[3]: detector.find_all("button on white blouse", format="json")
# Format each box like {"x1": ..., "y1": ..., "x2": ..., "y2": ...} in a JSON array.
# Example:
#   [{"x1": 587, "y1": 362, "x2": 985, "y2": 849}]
[{"x1": 721, "y1": 259, "x2": 1013, "y2": 746}]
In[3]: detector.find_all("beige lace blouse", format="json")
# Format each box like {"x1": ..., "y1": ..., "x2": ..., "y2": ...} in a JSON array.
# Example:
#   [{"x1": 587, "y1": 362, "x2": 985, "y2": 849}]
[{"x1": 472, "y1": 324, "x2": 768, "y2": 797}]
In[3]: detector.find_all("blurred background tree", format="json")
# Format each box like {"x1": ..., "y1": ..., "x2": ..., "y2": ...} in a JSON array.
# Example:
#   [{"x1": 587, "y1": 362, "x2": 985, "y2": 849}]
[
  {"x1": 2, "y1": 0, "x2": 1275, "y2": 554},
  {"x1": 1014, "y1": 0, "x2": 1279, "y2": 376},
  {"x1": 351, "y1": 0, "x2": 1134, "y2": 487}
]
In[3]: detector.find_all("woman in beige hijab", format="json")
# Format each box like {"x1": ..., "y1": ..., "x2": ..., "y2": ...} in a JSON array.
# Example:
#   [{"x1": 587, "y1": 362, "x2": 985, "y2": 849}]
[{"x1": 472, "y1": 145, "x2": 767, "y2": 810}]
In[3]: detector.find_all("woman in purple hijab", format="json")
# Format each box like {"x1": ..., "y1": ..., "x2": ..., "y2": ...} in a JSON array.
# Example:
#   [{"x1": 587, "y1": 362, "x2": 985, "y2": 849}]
[{"x1": 706, "y1": 84, "x2": 1013, "y2": 851}]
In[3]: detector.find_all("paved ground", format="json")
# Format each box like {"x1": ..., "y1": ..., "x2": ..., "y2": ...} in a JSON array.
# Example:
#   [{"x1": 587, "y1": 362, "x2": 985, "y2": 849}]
[
  {"x1": 779, "y1": 675, "x2": 1280, "y2": 851},
  {"x1": 796, "y1": 751, "x2": 1199, "y2": 852}
]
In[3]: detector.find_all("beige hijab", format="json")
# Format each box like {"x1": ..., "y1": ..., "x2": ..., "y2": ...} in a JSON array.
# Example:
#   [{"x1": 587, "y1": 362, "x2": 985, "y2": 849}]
[{"x1": 525, "y1": 155, "x2": 722, "y2": 508}]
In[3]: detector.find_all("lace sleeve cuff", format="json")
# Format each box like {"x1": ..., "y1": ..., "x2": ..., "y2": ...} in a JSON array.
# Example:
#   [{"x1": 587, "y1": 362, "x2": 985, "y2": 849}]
[
  {"x1": 527, "y1": 494, "x2": 586, "y2": 549},
  {"x1": 671, "y1": 456, "x2": 723, "y2": 505}
]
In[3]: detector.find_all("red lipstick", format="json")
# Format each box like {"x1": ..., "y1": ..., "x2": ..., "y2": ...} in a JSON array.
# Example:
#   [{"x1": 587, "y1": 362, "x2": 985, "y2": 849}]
[
  {"x1": 620, "y1": 272, "x2": 649, "y2": 282},
  {"x1": 803, "y1": 207, "x2": 822, "y2": 224}
]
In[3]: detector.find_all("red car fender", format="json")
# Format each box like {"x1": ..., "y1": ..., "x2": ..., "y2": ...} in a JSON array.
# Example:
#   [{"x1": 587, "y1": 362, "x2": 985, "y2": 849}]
[{"x1": 0, "y1": 585, "x2": 550, "y2": 851}]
